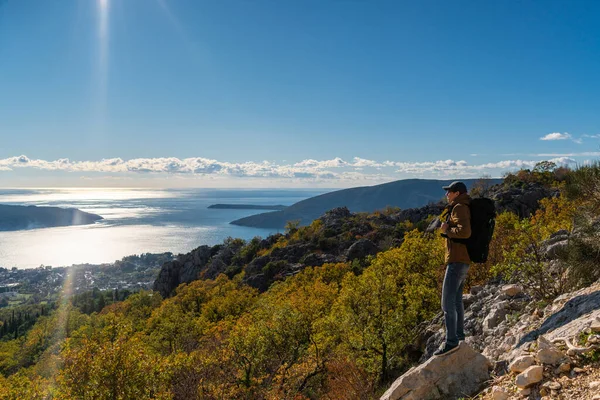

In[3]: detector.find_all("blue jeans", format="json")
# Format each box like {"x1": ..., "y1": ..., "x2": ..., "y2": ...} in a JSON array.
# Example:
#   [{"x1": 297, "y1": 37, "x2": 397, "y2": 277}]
[{"x1": 442, "y1": 262, "x2": 469, "y2": 347}]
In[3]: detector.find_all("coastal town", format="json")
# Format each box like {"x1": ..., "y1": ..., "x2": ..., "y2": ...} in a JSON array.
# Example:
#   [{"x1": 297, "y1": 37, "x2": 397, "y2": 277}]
[{"x1": 0, "y1": 252, "x2": 173, "y2": 308}]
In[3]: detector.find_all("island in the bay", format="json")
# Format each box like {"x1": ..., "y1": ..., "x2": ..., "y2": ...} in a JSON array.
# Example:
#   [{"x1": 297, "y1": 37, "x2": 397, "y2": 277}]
[
  {"x1": 208, "y1": 204, "x2": 288, "y2": 211},
  {"x1": 0, "y1": 204, "x2": 103, "y2": 231}
]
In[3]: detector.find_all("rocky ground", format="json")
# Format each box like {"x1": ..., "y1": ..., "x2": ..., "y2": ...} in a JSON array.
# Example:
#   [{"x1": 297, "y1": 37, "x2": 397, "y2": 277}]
[
  {"x1": 476, "y1": 280, "x2": 600, "y2": 400},
  {"x1": 383, "y1": 278, "x2": 600, "y2": 400},
  {"x1": 481, "y1": 360, "x2": 600, "y2": 400}
]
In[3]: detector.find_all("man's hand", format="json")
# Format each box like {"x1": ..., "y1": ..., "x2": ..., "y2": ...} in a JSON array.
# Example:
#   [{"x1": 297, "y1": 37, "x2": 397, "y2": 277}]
[{"x1": 441, "y1": 222, "x2": 449, "y2": 233}]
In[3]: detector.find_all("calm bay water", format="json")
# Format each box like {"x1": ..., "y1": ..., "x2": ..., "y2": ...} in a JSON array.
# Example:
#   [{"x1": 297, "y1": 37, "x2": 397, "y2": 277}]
[{"x1": 0, "y1": 188, "x2": 326, "y2": 269}]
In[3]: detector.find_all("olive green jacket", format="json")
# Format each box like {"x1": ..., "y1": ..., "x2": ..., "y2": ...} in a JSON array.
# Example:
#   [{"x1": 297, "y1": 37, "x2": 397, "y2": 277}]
[{"x1": 443, "y1": 193, "x2": 472, "y2": 264}]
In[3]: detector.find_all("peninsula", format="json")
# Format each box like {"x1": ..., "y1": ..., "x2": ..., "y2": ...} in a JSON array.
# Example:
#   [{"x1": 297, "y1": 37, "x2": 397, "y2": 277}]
[{"x1": 0, "y1": 204, "x2": 103, "y2": 231}]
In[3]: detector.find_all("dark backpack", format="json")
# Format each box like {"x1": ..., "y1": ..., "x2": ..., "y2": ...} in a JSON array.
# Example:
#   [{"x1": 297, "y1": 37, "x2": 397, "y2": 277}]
[{"x1": 450, "y1": 198, "x2": 496, "y2": 263}]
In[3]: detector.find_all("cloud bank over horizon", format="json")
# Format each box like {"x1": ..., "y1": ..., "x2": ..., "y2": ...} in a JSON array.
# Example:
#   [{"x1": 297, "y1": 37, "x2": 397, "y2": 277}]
[{"x1": 0, "y1": 154, "x2": 586, "y2": 187}]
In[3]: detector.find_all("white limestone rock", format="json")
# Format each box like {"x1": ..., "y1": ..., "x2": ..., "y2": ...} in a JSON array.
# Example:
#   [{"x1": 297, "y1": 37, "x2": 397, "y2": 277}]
[
  {"x1": 380, "y1": 342, "x2": 491, "y2": 400},
  {"x1": 536, "y1": 336, "x2": 567, "y2": 365},
  {"x1": 515, "y1": 365, "x2": 544, "y2": 389},
  {"x1": 509, "y1": 355, "x2": 536, "y2": 373}
]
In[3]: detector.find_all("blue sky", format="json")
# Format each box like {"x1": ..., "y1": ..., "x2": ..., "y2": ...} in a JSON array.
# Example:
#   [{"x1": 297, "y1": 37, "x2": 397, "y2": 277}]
[{"x1": 0, "y1": 0, "x2": 599, "y2": 187}]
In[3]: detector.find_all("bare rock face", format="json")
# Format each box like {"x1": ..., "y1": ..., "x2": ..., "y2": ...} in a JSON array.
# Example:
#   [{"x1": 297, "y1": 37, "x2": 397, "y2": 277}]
[
  {"x1": 380, "y1": 342, "x2": 491, "y2": 400},
  {"x1": 153, "y1": 245, "x2": 214, "y2": 298},
  {"x1": 518, "y1": 287, "x2": 600, "y2": 349}
]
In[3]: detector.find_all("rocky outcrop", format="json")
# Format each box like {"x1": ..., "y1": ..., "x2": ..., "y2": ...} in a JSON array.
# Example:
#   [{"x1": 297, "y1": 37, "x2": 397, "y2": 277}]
[
  {"x1": 153, "y1": 245, "x2": 215, "y2": 298},
  {"x1": 411, "y1": 278, "x2": 600, "y2": 399},
  {"x1": 320, "y1": 207, "x2": 352, "y2": 233},
  {"x1": 394, "y1": 204, "x2": 445, "y2": 225},
  {"x1": 380, "y1": 342, "x2": 491, "y2": 400},
  {"x1": 489, "y1": 182, "x2": 559, "y2": 218},
  {"x1": 300, "y1": 252, "x2": 339, "y2": 267},
  {"x1": 270, "y1": 243, "x2": 313, "y2": 263},
  {"x1": 153, "y1": 240, "x2": 248, "y2": 298},
  {"x1": 421, "y1": 284, "x2": 531, "y2": 362}
]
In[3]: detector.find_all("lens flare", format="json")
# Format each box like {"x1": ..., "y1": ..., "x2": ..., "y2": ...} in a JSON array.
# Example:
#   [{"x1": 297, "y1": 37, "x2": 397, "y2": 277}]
[{"x1": 96, "y1": 0, "x2": 110, "y2": 124}]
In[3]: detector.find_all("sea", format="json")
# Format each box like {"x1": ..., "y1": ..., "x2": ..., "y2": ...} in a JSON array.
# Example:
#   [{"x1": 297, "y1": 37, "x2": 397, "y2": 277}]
[{"x1": 0, "y1": 188, "x2": 327, "y2": 269}]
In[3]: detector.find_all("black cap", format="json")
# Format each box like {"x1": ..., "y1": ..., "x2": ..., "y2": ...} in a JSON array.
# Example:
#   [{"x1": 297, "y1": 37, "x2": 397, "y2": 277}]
[{"x1": 442, "y1": 181, "x2": 468, "y2": 193}]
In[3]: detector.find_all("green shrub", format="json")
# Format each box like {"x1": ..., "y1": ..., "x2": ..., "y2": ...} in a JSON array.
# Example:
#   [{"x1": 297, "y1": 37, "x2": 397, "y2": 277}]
[{"x1": 262, "y1": 260, "x2": 287, "y2": 280}]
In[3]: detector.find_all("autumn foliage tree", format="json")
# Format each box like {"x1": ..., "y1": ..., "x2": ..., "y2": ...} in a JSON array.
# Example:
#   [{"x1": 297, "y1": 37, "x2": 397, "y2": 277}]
[{"x1": 332, "y1": 230, "x2": 444, "y2": 385}]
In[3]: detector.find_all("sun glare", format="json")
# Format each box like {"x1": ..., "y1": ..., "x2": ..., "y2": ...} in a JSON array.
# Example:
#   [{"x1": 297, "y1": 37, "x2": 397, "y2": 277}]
[
  {"x1": 98, "y1": 0, "x2": 109, "y2": 52},
  {"x1": 96, "y1": 0, "x2": 110, "y2": 123}
]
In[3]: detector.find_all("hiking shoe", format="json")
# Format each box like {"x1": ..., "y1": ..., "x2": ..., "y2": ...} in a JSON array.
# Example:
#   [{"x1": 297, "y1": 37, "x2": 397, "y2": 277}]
[{"x1": 433, "y1": 343, "x2": 459, "y2": 356}]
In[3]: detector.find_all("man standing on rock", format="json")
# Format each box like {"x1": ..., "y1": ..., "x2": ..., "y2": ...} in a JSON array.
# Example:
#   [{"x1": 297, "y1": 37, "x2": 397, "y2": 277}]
[{"x1": 434, "y1": 181, "x2": 472, "y2": 356}]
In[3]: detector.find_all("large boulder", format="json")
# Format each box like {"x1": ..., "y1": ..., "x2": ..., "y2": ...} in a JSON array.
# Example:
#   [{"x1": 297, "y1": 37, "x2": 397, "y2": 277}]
[
  {"x1": 543, "y1": 234, "x2": 569, "y2": 259},
  {"x1": 346, "y1": 238, "x2": 378, "y2": 261},
  {"x1": 380, "y1": 342, "x2": 490, "y2": 400}
]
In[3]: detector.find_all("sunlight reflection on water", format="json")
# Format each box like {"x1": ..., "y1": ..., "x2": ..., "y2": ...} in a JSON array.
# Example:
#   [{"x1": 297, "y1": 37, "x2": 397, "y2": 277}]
[
  {"x1": 0, "y1": 224, "x2": 217, "y2": 268},
  {"x1": 0, "y1": 188, "x2": 321, "y2": 269},
  {"x1": 0, "y1": 188, "x2": 172, "y2": 204}
]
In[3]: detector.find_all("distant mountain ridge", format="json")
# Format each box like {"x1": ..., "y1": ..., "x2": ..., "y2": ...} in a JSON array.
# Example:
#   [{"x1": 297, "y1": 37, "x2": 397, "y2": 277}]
[
  {"x1": 231, "y1": 178, "x2": 502, "y2": 229},
  {"x1": 0, "y1": 204, "x2": 103, "y2": 231}
]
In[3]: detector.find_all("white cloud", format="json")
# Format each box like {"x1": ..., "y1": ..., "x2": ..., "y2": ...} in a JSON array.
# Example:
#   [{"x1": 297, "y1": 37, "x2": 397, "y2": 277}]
[
  {"x1": 540, "y1": 132, "x2": 572, "y2": 141},
  {"x1": 548, "y1": 157, "x2": 576, "y2": 165},
  {"x1": 293, "y1": 157, "x2": 347, "y2": 169},
  {"x1": 583, "y1": 134, "x2": 600, "y2": 139},
  {"x1": 351, "y1": 157, "x2": 386, "y2": 168},
  {"x1": 534, "y1": 152, "x2": 600, "y2": 157},
  {"x1": 0, "y1": 154, "x2": 591, "y2": 182}
]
